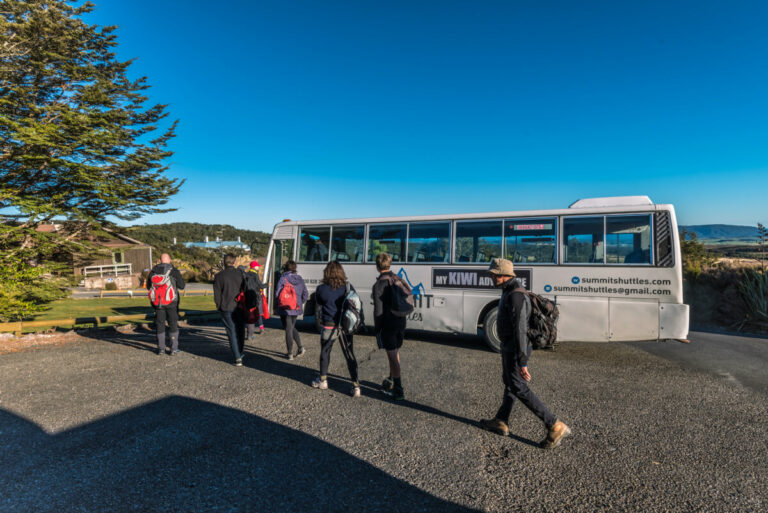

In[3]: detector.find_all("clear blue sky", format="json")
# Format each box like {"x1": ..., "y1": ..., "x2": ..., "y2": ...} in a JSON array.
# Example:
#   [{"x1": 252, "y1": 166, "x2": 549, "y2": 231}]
[{"x1": 86, "y1": 0, "x2": 767, "y2": 232}]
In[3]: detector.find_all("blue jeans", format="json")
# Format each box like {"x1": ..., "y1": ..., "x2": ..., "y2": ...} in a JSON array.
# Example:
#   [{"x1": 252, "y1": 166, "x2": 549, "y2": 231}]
[
  {"x1": 220, "y1": 309, "x2": 245, "y2": 361},
  {"x1": 495, "y1": 347, "x2": 556, "y2": 428}
]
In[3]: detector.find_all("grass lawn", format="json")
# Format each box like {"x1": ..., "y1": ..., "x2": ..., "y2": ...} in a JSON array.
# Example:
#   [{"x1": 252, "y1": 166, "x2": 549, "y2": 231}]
[
  {"x1": 17, "y1": 296, "x2": 218, "y2": 332},
  {"x1": 35, "y1": 296, "x2": 216, "y2": 320}
]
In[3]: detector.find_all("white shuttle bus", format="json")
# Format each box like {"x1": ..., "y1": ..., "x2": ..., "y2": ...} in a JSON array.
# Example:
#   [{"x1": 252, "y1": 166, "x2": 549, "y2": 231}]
[{"x1": 263, "y1": 196, "x2": 689, "y2": 351}]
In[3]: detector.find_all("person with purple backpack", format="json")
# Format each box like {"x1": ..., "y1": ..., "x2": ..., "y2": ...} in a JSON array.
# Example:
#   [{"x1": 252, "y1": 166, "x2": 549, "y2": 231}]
[{"x1": 274, "y1": 260, "x2": 308, "y2": 360}]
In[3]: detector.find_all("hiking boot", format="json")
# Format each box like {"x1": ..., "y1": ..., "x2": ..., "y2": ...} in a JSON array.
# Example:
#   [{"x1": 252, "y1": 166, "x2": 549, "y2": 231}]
[
  {"x1": 171, "y1": 349, "x2": 180, "y2": 356},
  {"x1": 235, "y1": 358, "x2": 243, "y2": 367},
  {"x1": 311, "y1": 377, "x2": 328, "y2": 390},
  {"x1": 381, "y1": 377, "x2": 394, "y2": 392},
  {"x1": 296, "y1": 347, "x2": 306, "y2": 358},
  {"x1": 391, "y1": 386, "x2": 405, "y2": 401},
  {"x1": 249, "y1": 335, "x2": 255, "y2": 342},
  {"x1": 351, "y1": 385, "x2": 361, "y2": 398},
  {"x1": 258, "y1": 327, "x2": 265, "y2": 334},
  {"x1": 156, "y1": 349, "x2": 164, "y2": 356},
  {"x1": 540, "y1": 420, "x2": 572, "y2": 449},
  {"x1": 287, "y1": 353, "x2": 295, "y2": 361},
  {"x1": 479, "y1": 418, "x2": 509, "y2": 437}
]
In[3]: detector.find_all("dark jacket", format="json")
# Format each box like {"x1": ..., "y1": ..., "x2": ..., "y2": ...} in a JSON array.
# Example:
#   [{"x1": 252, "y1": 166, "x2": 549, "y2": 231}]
[
  {"x1": 214, "y1": 266, "x2": 244, "y2": 311},
  {"x1": 146, "y1": 263, "x2": 185, "y2": 307},
  {"x1": 274, "y1": 272, "x2": 308, "y2": 316},
  {"x1": 497, "y1": 278, "x2": 531, "y2": 366},
  {"x1": 372, "y1": 271, "x2": 406, "y2": 333},
  {"x1": 242, "y1": 269, "x2": 267, "y2": 316},
  {"x1": 316, "y1": 282, "x2": 354, "y2": 327}
]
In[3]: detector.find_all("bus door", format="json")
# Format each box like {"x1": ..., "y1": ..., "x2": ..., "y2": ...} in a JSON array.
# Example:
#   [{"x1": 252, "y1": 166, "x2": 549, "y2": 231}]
[{"x1": 268, "y1": 239, "x2": 294, "y2": 315}]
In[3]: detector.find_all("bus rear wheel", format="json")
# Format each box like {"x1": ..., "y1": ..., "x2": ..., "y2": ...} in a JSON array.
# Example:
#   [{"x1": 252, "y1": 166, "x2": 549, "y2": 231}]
[{"x1": 482, "y1": 309, "x2": 502, "y2": 353}]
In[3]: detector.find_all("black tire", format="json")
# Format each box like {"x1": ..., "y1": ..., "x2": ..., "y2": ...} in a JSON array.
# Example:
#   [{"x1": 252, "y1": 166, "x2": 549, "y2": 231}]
[{"x1": 482, "y1": 308, "x2": 502, "y2": 353}]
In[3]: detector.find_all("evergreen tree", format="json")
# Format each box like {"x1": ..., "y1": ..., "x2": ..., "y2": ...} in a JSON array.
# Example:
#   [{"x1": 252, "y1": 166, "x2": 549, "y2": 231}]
[{"x1": 0, "y1": 0, "x2": 181, "y2": 319}]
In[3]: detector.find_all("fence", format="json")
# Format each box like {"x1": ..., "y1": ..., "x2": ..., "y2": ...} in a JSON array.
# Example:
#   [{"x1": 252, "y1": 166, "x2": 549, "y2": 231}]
[
  {"x1": 0, "y1": 310, "x2": 219, "y2": 337},
  {"x1": 83, "y1": 264, "x2": 133, "y2": 277},
  {"x1": 98, "y1": 289, "x2": 212, "y2": 298}
]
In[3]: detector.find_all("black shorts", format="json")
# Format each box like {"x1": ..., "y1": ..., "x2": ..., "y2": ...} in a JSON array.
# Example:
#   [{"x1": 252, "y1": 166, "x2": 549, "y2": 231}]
[{"x1": 377, "y1": 328, "x2": 404, "y2": 351}]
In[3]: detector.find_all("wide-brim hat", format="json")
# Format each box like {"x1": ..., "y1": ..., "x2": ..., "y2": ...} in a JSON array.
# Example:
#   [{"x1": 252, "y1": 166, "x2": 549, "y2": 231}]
[{"x1": 488, "y1": 258, "x2": 515, "y2": 277}]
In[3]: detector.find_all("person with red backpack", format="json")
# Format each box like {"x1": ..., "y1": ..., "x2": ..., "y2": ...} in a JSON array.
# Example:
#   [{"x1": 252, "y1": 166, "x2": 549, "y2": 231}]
[
  {"x1": 146, "y1": 253, "x2": 185, "y2": 355},
  {"x1": 274, "y1": 260, "x2": 308, "y2": 360}
]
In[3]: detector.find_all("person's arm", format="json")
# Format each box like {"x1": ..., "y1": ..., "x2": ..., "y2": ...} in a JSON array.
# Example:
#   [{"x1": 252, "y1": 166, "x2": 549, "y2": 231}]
[
  {"x1": 513, "y1": 291, "x2": 531, "y2": 367},
  {"x1": 145, "y1": 268, "x2": 154, "y2": 290},
  {"x1": 299, "y1": 276, "x2": 308, "y2": 305},
  {"x1": 173, "y1": 268, "x2": 185, "y2": 290},
  {"x1": 373, "y1": 278, "x2": 384, "y2": 332},
  {"x1": 274, "y1": 275, "x2": 285, "y2": 302},
  {"x1": 213, "y1": 275, "x2": 222, "y2": 310}
]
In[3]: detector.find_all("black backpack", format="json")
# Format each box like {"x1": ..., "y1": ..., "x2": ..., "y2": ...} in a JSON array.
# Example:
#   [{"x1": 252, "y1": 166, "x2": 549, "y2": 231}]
[
  {"x1": 513, "y1": 288, "x2": 559, "y2": 350},
  {"x1": 242, "y1": 272, "x2": 264, "y2": 310},
  {"x1": 388, "y1": 274, "x2": 415, "y2": 317}
]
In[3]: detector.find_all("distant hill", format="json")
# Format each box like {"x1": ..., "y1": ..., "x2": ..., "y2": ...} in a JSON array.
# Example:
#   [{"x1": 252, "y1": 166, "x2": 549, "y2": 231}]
[
  {"x1": 679, "y1": 224, "x2": 760, "y2": 241},
  {"x1": 124, "y1": 223, "x2": 270, "y2": 250}
]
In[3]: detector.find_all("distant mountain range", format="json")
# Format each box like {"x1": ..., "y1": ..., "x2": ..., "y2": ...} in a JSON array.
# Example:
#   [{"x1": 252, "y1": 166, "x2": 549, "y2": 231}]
[{"x1": 679, "y1": 224, "x2": 761, "y2": 241}]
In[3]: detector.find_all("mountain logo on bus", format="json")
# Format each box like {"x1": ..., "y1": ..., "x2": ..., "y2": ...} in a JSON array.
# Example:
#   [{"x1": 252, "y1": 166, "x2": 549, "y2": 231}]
[{"x1": 397, "y1": 268, "x2": 425, "y2": 298}]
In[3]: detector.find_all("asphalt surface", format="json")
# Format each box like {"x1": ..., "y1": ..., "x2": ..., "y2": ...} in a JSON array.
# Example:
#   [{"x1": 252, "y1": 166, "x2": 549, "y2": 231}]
[{"x1": 1, "y1": 322, "x2": 766, "y2": 513}]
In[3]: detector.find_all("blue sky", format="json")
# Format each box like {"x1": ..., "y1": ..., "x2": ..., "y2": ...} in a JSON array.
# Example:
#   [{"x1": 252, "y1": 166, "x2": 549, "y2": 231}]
[{"x1": 86, "y1": 0, "x2": 767, "y2": 232}]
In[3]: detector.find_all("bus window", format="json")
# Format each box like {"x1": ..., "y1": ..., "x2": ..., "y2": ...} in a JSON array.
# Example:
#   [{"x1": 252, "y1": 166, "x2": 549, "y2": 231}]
[
  {"x1": 407, "y1": 222, "x2": 451, "y2": 263},
  {"x1": 564, "y1": 217, "x2": 604, "y2": 264},
  {"x1": 606, "y1": 215, "x2": 651, "y2": 264},
  {"x1": 455, "y1": 220, "x2": 502, "y2": 263},
  {"x1": 504, "y1": 218, "x2": 556, "y2": 263},
  {"x1": 331, "y1": 225, "x2": 365, "y2": 263},
  {"x1": 368, "y1": 224, "x2": 407, "y2": 263},
  {"x1": 298, "y1": 226, "x2": 330, "y2": 262}
]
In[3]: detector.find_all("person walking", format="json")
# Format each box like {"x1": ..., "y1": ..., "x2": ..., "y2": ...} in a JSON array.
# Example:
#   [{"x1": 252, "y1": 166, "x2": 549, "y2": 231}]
[
  {"x1": 242, "y1": 261, "x2": 267, "y2": 340},
  {"x1": 372, "y1": 252, "x2": 408, "y2": 401},
  {"x1": 479, "y1": 257, "x2": 571, "y2": 449},
  {"x1": 274, "y1": 260, "x2": 308, "y2": 360},
  {"x1": 214, "y1": 253, "x2": 246, "y2": 366},
  {"x1": 311, "y1": 261, "x2": 361, "y2": 397},
  {"x1": 146, "y1": 253, "x2": 185, "y2": 355}
]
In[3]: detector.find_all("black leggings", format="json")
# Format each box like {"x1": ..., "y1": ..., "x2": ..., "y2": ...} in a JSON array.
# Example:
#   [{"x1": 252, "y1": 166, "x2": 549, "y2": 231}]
[
  {"x1": 319, "y1": 328, "x2": 358, "y2": 383},
  {"x1": 280, "y1": 314, "x2": 302, "y2": 354}
]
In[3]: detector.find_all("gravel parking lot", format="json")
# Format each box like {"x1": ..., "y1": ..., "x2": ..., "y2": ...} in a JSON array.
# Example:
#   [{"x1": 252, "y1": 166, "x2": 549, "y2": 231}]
[{"x1": 1, "y1": 321, "x2": 766, "y2": 512}]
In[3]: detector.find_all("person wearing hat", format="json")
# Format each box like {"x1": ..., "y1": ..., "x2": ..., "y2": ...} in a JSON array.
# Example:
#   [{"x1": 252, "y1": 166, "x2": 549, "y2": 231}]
[
  {"x1": 479, "y1": 257, "x2": 571, "y2": 449},
  {"x1": 243, "y1": 260, "x2": 267, "y2": 340}
]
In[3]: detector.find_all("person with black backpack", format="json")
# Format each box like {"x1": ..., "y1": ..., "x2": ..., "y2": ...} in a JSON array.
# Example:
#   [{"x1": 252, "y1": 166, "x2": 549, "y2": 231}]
[
  {"x1": 146, "y1": 253, "x2": 185, "y2": 355},
  {"x1": 311, "y1": 261, "x2": 363, "y2": 397},
  {"x1": 214, "y1": 254, "x2": 246, "y2": 366},
  {"x1": 372, "y1": 252, "x2": 411, "y2": 401},
  {"x1": 479, "y1": 258, "x2": 571, "y2": 449}
]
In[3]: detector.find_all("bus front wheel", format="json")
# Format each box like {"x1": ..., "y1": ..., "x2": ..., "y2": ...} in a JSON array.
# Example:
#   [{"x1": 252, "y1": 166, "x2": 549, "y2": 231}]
[{"x1": 482, "y1": 309, "x2": 502, "y2": 353}]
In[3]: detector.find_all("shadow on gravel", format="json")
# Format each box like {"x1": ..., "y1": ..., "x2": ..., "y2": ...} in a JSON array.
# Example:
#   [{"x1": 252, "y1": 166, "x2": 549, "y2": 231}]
[{"x1": 0, "y1": 398, "x2": 478, "y2": 513}]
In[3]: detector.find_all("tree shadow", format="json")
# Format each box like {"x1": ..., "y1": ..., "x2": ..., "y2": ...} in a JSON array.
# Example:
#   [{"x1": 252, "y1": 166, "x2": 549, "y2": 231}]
[{"x1": 0, "y1": 398, "x2": 479, "y2": 512}]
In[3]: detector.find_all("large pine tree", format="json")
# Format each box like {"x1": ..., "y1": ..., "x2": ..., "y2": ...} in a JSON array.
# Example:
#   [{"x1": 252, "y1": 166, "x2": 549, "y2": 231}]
[{"x1": 0, "y1": 0, "x2": 182, "y2": 319}]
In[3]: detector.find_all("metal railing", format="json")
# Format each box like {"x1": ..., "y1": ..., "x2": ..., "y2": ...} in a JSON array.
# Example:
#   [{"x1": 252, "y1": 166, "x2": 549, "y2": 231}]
[{"x1": 83, "y1": 264, "x2": 133, "y2": 277}]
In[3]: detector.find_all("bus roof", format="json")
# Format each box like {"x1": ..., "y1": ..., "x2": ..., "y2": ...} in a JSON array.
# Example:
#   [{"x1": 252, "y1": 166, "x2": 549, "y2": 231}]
[{"x1": 272, "y1": 196, "x2": 673, "y2": 230}]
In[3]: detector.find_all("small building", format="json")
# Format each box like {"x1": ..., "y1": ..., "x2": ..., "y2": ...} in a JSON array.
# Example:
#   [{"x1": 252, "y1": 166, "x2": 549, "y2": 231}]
[
  {"x1": 183, "y1": 235, "x2": 250, "y2": 251},
  {"x1": 37, "y1": 225, "x2": 153, "y2": 289}
]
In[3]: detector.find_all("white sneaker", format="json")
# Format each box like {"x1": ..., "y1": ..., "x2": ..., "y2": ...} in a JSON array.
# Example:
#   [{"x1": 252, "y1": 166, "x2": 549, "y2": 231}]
[
  {"x1": 351, "y1": 385, "x2": 361, "y2": 398},
  {"x1": 311, "y1": 377, "x2": 328, "y2": 390}
]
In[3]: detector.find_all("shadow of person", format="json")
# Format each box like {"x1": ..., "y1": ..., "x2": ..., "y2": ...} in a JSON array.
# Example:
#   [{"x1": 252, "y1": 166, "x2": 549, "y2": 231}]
[{"x1": 0, "y1": 398, "x2": 479, "y2": 512}]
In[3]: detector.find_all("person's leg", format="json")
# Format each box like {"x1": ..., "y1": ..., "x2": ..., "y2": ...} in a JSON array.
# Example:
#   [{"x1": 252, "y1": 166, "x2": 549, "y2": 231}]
[
  {"x1": 234, "y1": 309, "x2": 246, "y2": 355},
  {"x1": 318, "y1": 328, "x2": 335, "y2": 379},
  {"x1": 289, "y1": 315, "x2": 302, "y2": 352},
  {"x1": 341, "y1": 333, "x2": 359, "y2": 384},
  {"x1": 258, "y1": 315, "x2": 264, "y2": 331},
  {"x1": 386, "y1": 349, "x2": 401, "y2": 379},
  {"x1": 220, "y1": 310, "x2": 242, "y2": 362},
  {"x1": 167, "y1": 306, "x2": 180, "y2": 352},
  {"x1": 155, "y1": 308, "x2": 167, "y2": 354},
  {"x1": 280, "y1": 314, "x2": 294, "y2": 355},
  {"x1": 246, "y1": 323, "x2": 255, "y2": 340},
  {"x1": 508, "y1": 359, "x2": 557, "y2": 428},
  {"x1": 494, "y1": 350, "x2": 517, "y2": 423}
]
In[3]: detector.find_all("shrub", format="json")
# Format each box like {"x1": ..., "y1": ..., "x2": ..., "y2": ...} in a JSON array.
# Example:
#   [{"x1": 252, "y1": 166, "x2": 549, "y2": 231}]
[
  {"x1": 104, "y1": 282, "x2": 118, "y2": 291},
  {"x1": 738, "y1": 269, "x2": 768, "y2": 327}
]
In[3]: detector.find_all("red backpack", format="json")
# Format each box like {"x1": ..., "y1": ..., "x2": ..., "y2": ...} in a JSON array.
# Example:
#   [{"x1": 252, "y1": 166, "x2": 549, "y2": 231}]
[
  {"x1": 149, "y1": 269, "x2": 177, "y2": 307},
  {"x1": 277, "y1": 281, "x2": 298, "y2": 310}
]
